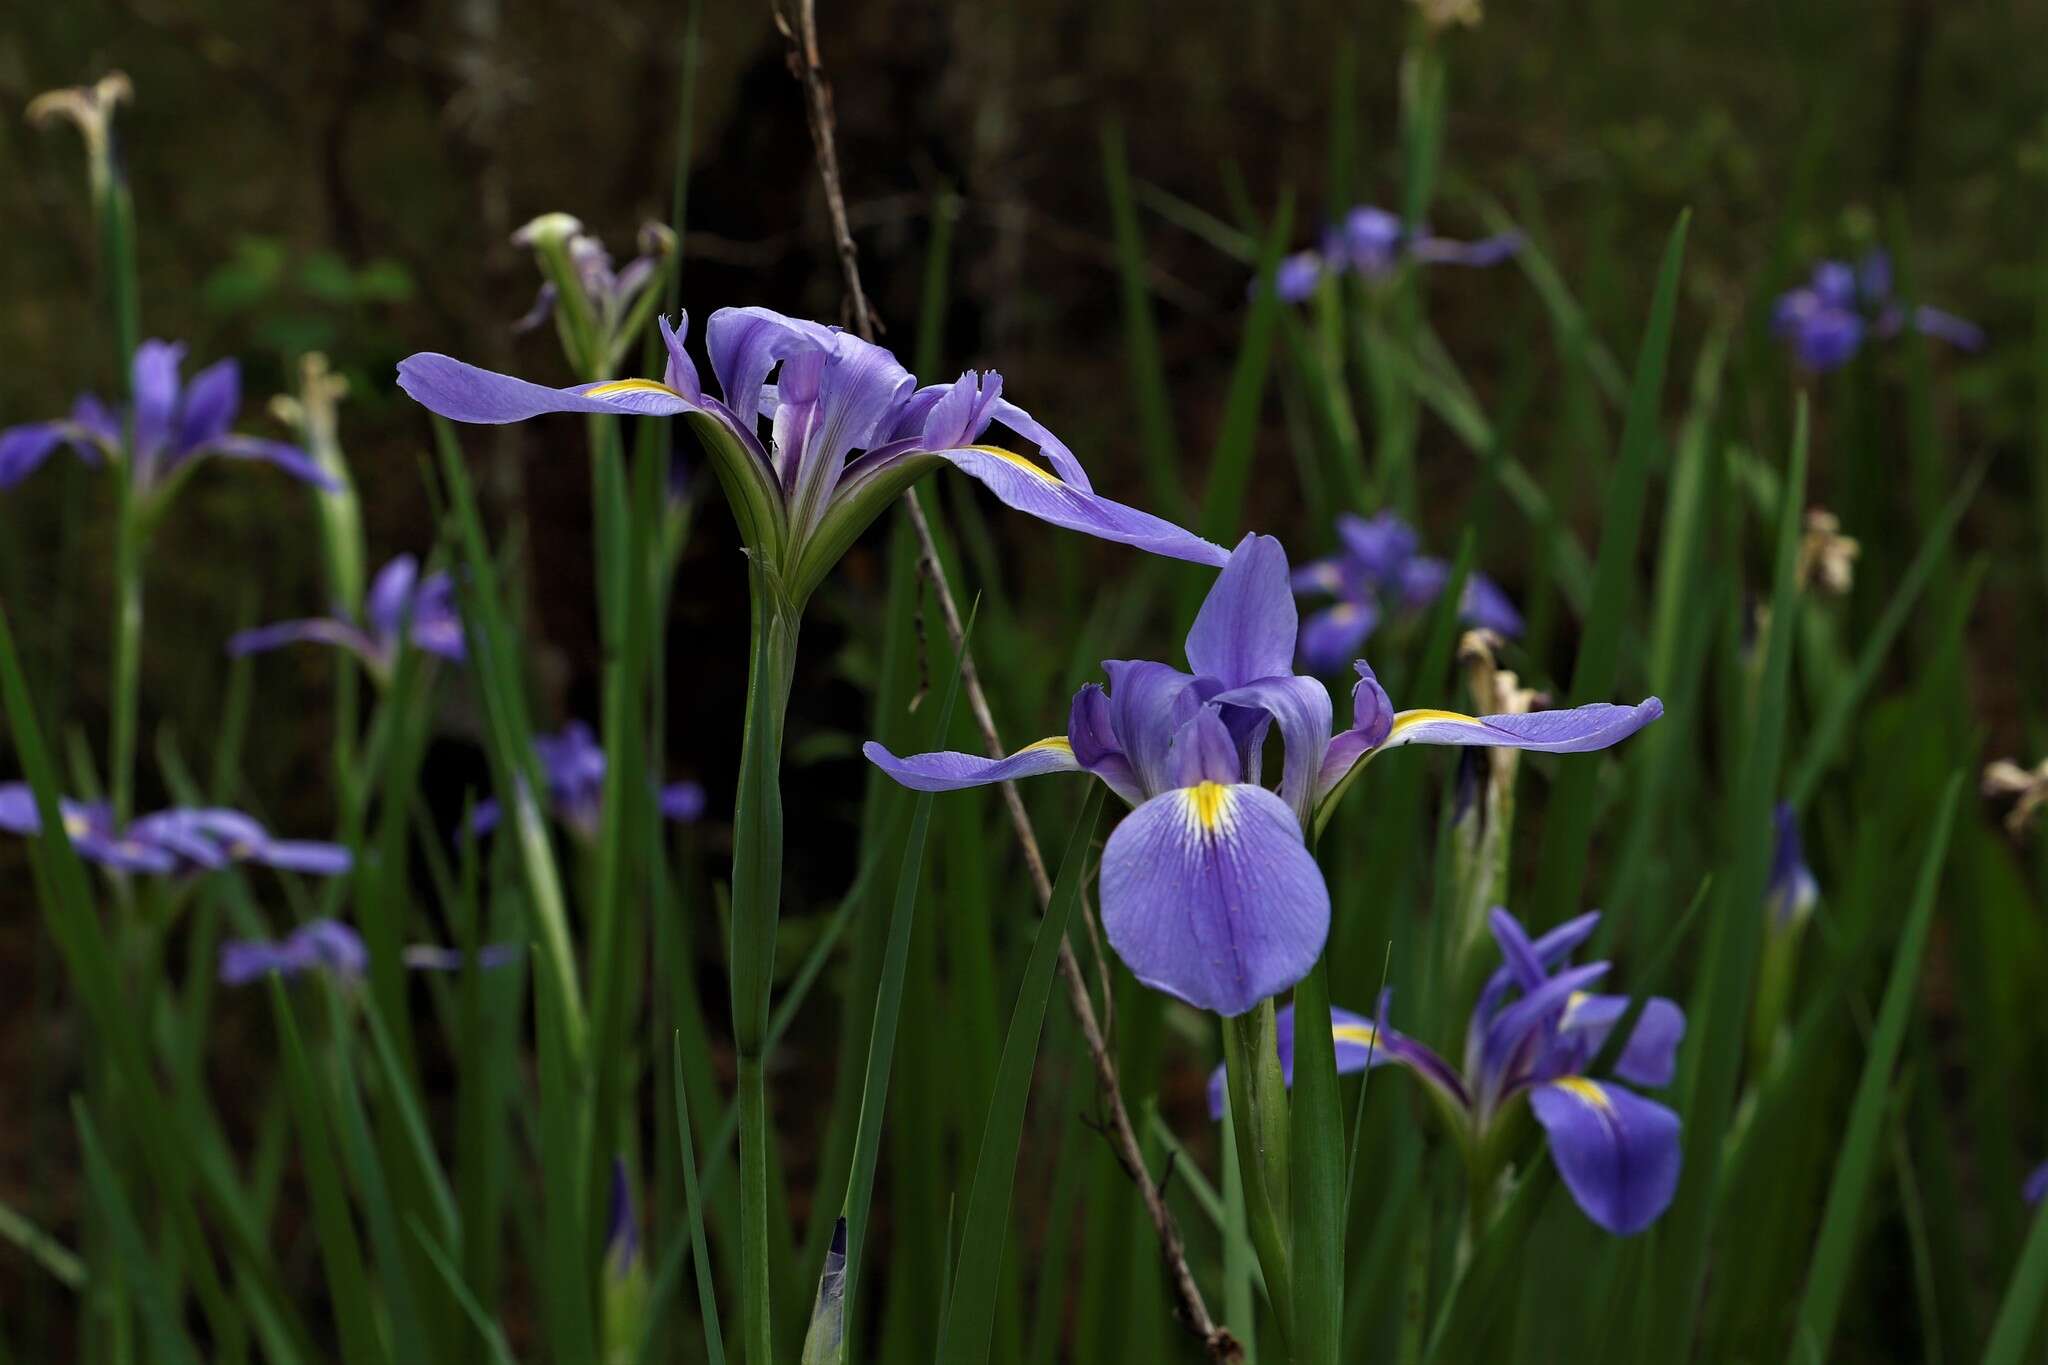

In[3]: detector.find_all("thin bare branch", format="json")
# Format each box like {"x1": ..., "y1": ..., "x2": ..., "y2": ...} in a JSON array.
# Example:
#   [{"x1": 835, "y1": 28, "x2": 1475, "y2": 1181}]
[{"x1": 767, "y1": 3, "x2": 1238, "y2": 1358}]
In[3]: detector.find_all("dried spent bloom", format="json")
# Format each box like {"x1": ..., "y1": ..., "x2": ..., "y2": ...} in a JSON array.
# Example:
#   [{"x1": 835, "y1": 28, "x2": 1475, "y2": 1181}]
[
  {"x1": 229, "y1": 554, "x2": 466, "y2": 679},
  {"x1": 1983, "y1": 757, "x2": 2048, "y2": 835},
  {"x1": 1795, "y1": 508, "x2": 1860, "y2": 596},
  {"x1": 218, "y1": 917, "x2": 518, "y2": 985},
  {"x1": 0, "y1": 340, "x2": 334, "y2": 498},
  {"x1": 1291, "y1": 510, "x2": 1523, "y2": 673},
  {"x1": 1772, "y1": 250, "x2": 1983, "y2": 372},
  {"x1": 469, "y1": 721, "x2": 705, "y2": 844},
  {"x1": 867, "y1": 534, "x2": 1660, "y2": 1015},
  {"x1": 26, "y1": 72, "x2": 133, "y2": 189},
  {"x1": 0, "y1": 783, "x2": 351, "y2": 877},
  {"x1": 1208, "y1": 911, "x2": 1686, "y2": 1236},
  {"x1": 399, "y1": 308, "x2": 1226, "y2": 604}
]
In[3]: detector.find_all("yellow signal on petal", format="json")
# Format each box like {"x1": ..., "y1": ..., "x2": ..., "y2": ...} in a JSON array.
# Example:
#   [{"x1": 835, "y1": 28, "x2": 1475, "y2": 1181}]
[
  {"x1": 965, "y1": 445, "x2": 1061, "y2": 484},
  {"x1": 1332, "y1": 1022, "x2": 1383, "y2": 1050},
  {"x1": 1185, "y1": 781, "x2": 1234, "y2": 835},
  {"x1": 1554, "y1": 1076, "x2": 1615, "y2": 1113},
  {"x1": 1019, "y1": 736, "x2": 1072, "y2": 755},
  {"x1": 583, "y1": 377, "x2": 685, "y2": 400},
  {"x1": 1388, "y1": 708, "x2": 1479, "y2": 735}
]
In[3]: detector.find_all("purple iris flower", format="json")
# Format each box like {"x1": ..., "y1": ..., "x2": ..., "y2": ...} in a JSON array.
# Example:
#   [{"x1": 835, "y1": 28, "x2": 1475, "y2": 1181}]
[
  {"x1": 1291, "y1": 511, "x2": 1523, "y2": 673},
  {"x1": 228, "y1": 555, "x2": 465, "y2": 678},
  {"x1": 2026, "y1": 1160, "x2": 2048, "y2": 1207},
  {"x1": 1204, "y1": 909, "x2": 1684, "y2": 1235},
  {"x1": 864, "y1": 534, "x2": 1661, "y2": 1016},
  {"x1": 1268, "y1": 206, "x2": 1520, "y2": 301},
  {"x1": 1765, "y1": 803, "x2": 1819, "y2": 928},
  {"x1": 0, "y1": 782, "x2": 352, "y2": 877},
  {"x1": 1772, "y1": 251, "x2": 1983, "y2": 372},
  {"x1": 469, "y1": 721, "x2": 706, "y2": 843},
  {"x1": 218, "y1": 916, "x2": 519, "y2": 985},
  {"x1": 0, "y1": 340, "x2": 335, "y2": 493},
  {"x1": 511, "y1": 216, "x2": 676, "y2": 377},
  {"x1": 397, "y1": 308, "x2": 1226, "y2": 600}
]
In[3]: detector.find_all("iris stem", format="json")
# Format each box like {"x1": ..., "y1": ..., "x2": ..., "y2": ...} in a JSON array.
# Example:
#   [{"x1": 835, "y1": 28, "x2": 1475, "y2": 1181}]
[
  {"x1": 1223, "y1": 1001, "x2": 1295, "y2": 1350},
  {"x1": 109, "y1": 493, "x2": 142, "y2": 827},
  {"x1": 731, "y1": 568, "x2": 800, "y2": 1365}
]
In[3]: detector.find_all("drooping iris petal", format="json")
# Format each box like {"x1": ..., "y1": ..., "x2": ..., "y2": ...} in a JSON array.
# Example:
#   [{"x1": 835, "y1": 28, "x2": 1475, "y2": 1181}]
[
  {"x1": 1210, "y1": 674, "x2": 1334, "y2": 826},
  {"x1": 397, "y1": 353, "x2": 699, "y2": 423},
  {"x1": 858, "y1": 737, "x2": 1082, "y2": 792},
  {"x1": 1528, "y1": 1078, "x2": 1682, "y2": 1235},
  {"x1": 227, "y1": 619, "x2": 378, "y2": 662},
  {"x1": 205, "y1": 435, "x2": 341, "y2": 490},
  {"x1": 0, "y1": 423, "x2": 70, "y2": 488},
  {"x1": 1098, "y1": 780, "x2": 1329, "y2": 1016},
  {"x1": 1556, "y1": 993, "x2": 1687, "y2": 1089},
  {"x1": 1379, "y1": 699, "x2": 1664, "y2": 754},
  {"x1": 926, "y1": 444, "x2": 1229, "y2": 567},
  {"x1": 1184, "y1": 534, "x2": 1298, "y2": 687}
]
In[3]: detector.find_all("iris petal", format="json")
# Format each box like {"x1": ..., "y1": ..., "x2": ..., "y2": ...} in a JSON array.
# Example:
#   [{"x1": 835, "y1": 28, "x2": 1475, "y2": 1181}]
[
  {"x1": 396, "y1": 353, "x2": 697, "y2": 422},
  {"x1": 1379, "y1": 699, "x2": 1663, "y2": 753},
  {"x1": 928, "y1": 446, "x2": 1229, "y2": 567},
  {"x1": 861, "y1": 736, "x2": 1083, "y2": 792},
  {"x1": 1184, "y1": 534, "x2": 1299, "y2": 686},
  {"x1": 1098, "y1": 781, "x2": 1328, "y2": 1017},
  {"x1": 1528, "y1": 1078, "x2": 1682, "y2": 1235}
]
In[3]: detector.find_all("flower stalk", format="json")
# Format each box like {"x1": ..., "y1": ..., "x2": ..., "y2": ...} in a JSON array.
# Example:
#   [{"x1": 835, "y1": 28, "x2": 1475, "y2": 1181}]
[{"x1": 1223, "y1": 1000, "x2": 1295, "y2": 1349}]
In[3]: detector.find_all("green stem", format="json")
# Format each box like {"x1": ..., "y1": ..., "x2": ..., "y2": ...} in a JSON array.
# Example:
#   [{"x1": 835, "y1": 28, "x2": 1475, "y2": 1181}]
[
  {"x1": 731, "y1": 568, "x2": 799, "y2": 1365},
  {"x1": 1224, "y1": 1001, "x2": 1295, "y2": 1350},
  {"x1": 109, "y1": 496, "x2": 143, "y2": 826}
]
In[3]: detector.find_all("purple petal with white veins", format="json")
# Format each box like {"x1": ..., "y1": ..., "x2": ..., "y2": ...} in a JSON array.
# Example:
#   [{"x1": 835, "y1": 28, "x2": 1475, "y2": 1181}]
[
  {"x1": 861, "y1": 736, "x2": 1082, "y2": 792},
  {"x1": 1379, "y1": 699, "x2": 1663, "y2": 754},
  {"x1": 1185, "y1": 534, "x2": 1299, "y2": 687},
  {"x1": 927, "y1": 445, "x2": 1228, "y2": 566},
  {"x1": 1098, "y1": 781, "x2": 1328, "y2": 1016},
  {"x1": 1528, "y1": 1079, "x2": 1682, "y2": 1235}
]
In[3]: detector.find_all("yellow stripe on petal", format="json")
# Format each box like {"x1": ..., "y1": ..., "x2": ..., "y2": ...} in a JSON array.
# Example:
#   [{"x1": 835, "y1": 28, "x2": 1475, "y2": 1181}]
[
  {"x1": 62, "y1": 813, "x2": 91, "y2": 838},
  {"x1": 965, "y1": 445, "x2": 1061, "y2": 484},
  {"x1": 1388, "y1": 708, "x2": 1481, "y2": 736},
  {"x1": 583, "y1": 378, "x2": 685, "y2": 400},
  {"x1": 1183, "y1": 781, "x2": 1235, "y2": 835},
  {"x1": 1332, "y1": 1022, "x2": 1383, "y2": 1050},
  {"x1": 1554, "y1": 1076, "x2": 1615, "y2": 1113},
  {"x1": 1019, "y1": 736, "x2": 1073, "y2": 755}
]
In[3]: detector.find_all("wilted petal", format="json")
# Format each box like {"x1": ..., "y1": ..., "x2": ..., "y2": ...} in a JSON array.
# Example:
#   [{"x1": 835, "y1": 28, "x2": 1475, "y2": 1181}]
[
  {"x1": 1528, "y1": 1078, "x2": 1682, "y2": 1236},
  {"x1": 1098, "y1": 781, "x2": 1328, "y2": 1016},
  {"x1": 1379, "y1": 699, "x2": 1663, "y2": 754},
  {"x1": 862, "y1": 736, "x2": 1082, "y2": 792},
  {"x1": 1185, "y1": 534, "x2": 1299, "y2": 687}
]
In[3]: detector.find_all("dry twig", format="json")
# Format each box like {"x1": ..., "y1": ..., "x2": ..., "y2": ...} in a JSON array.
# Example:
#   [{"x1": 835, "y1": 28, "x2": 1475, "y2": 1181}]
[{"x1": 767, "y1": 2, "x2": 1238, "y2": 1357}]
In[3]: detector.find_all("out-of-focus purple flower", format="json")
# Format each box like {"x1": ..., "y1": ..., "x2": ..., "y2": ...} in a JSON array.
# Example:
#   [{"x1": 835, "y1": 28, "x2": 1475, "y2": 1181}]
[
  {"x1": 398, "y1": 308, "x2": 1226, "y2": 600},
  {"x1": 1772, "y1": 250, "x2": 1983, "y2": 372},
  {"x1": 2025, "y1": 1160, "x2": 2048, "y2": 1207},
  {"x1": 511, "y1": 215, "x2": 677, "y2": 378},
  {"x1": 469, "y1": 721, "x2": 707, "y2": 844},
  {"x1": 0, "y1": 340, "x2": 335, "y2": 494},
  {"x1": 1765, "y1": 803, "x2": 1819, "y2": 929},
  {"x1": 219, "y1": 917, "x2": 519, "y2": 985},
  {"x1": 228, "y1": 554, "x2": 465, "y2": 678},
  {"x1": 0, "y1": 782, "x2": 352, "y2": 877},
  {"x1": 605, "y1": 1157, "x2": 640, "y2": 1276},
  {"x1": 1291, "y1": 511, "x2": 1523, "y2": 672},
  {"x1": 1209, "y1": 909, "x2": 1684, "y2": 1235},
  {"x1": 866, "y1": 534, "x2": 1660, "y2": 1015},
  {"x1": 1266, "y1": 205, "x2": 1520, "y2": 300}
]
